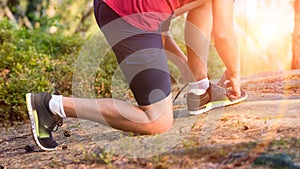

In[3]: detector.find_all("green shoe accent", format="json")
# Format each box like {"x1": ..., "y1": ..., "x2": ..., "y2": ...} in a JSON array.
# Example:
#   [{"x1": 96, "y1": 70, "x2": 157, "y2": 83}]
[
  {"x1": 33, "y1": 110, "x2": 39, "y2": 137},
  {"x1": 33, "y1": 110, "x2": 50, "y2": 138},
  {"x1": 202, "y1": 99, "x2": 231, "y2": 110}
]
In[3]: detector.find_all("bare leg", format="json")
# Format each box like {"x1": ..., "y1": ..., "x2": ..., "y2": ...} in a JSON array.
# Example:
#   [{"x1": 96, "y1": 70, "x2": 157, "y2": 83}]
[
  {"x1": 185, "y1": 0, "x2": 212, "y2": 81},
  {"x1": 212, "y1": 0, "x2": 241, "y2": 98},
  {"x1": 162, "y1": 32, "x2": 194, "y2": 83},
  {"x1": 62, "y1": 94, "x2": 173, "y2": 135},
  {"x1": 162, "y1": 32, "x2": 187, "y2": 63}
]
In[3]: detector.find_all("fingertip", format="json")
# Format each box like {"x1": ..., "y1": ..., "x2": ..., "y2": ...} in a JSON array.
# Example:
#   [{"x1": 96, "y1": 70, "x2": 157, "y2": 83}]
[{"x1": 227, "y1": 90, "x2": 241, "y2": 101}]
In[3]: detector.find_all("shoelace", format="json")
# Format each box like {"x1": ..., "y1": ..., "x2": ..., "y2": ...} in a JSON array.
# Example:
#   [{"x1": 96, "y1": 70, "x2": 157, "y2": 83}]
[
  {"x1": 51, "y1": 119, "x2": 63, "y2": 132},
  {"x1": 47, "y1": 116, "x2": 63, "y2": 132},
  {"x1": 209, "y1": 84, "x2": 232, "y2": 102},
  {"x1": 211, "y1": 84, "x2": 227, "y2": 94},
  {"x1": 173, "y1": 83, "x2": 229, "y2": 103},
  {"x1": 173, "y1": 83, "x2": 188, "y2": 103}
]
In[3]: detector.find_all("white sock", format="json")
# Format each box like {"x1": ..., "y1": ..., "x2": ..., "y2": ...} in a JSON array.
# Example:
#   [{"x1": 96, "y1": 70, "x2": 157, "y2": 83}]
[
  {"x1": 49, "y1": 95, "x2": 66, "y2": 119},
  {"x1": 188, "y1": 78, "x2": 209, "y2": 95}
]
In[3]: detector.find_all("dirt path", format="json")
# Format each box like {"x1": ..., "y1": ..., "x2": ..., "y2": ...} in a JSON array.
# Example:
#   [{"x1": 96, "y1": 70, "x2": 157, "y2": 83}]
[{"x1": 1, "y1": 70, "x2": 300, "y2": 169}]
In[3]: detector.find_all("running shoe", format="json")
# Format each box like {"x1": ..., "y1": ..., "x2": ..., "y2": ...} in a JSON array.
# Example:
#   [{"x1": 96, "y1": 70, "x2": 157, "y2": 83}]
[
  {"x1": 187, "y1": 83, "x2": 248, "y2": 115},
  {"x1": 26, "y1": 93, "x2": 63, "y2": 151}
]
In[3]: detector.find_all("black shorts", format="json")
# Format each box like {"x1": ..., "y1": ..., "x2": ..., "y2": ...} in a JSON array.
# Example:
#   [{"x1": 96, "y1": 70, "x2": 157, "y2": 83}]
[{"x1": 94, "y1": 0, "x2": 171, "y2": 106}]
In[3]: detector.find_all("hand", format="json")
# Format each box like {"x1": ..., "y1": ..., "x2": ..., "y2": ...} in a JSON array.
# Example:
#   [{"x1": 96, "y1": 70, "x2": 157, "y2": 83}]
[{"x1": 217, "y1": 70, "x2": 241, "y2": 99}]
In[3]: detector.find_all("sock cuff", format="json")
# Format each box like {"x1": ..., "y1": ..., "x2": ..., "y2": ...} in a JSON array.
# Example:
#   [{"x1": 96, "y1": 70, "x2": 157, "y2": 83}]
[
  {"x1": 188, "y1": 78, "x2": 209, "y2": 86},
  {"x1": 58, "y1": 95, "x2": 66, "y2": 119},
  {"x1": 188, "y1": 78, "x2": 209, "y2": 95},
  {"x1": 49, "y1": 95, "x2": 66, "y2": 119}
]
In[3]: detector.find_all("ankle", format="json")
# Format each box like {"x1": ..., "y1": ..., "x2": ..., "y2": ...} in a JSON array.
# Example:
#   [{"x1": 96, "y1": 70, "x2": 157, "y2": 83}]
[
  {"x1": 188, "y1": 78, "x2": 209, "y2": 95},
  {"x1": 49, "y1": 95, "x2": 66, "y2": 119}
]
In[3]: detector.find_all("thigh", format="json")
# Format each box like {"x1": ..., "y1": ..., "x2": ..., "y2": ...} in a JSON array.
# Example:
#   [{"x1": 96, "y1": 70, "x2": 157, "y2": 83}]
[
  {"x1": 95, "y1": 1, "x2": 172, "y2": 106},
  {"x1": 115, "y1": 33, "x2": 172, "y2": 106},
  {"x1": 186, "y1": 0, "x2": 212, "y2": 39}
]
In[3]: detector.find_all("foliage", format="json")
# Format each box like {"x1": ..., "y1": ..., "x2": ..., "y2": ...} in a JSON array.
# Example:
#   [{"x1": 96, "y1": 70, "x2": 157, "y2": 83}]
[
  {"x1": 0, "y1": 18, "x2": 83, "y2": 126},
  {"x1": 0, "y1": 18, "x2": 123, "y2": 126},
  {"x1": 0, "y1": 12, "x2": 225, "y2": 126}
]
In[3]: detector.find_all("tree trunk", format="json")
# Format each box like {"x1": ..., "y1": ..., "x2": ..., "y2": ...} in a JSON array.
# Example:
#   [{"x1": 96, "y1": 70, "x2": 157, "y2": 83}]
[
  {"x1": 292, "y1": 0, "x2": 300, "y2": 69},
  {"x1": 0, "y1": 1, "x2": 17, "y2": 23},
  {"x1": 7, "y1": 0, "x2": 22, "y2": 19},
  {"x1": 25, "y1": 0, "x2": 44, "y2": 24}
]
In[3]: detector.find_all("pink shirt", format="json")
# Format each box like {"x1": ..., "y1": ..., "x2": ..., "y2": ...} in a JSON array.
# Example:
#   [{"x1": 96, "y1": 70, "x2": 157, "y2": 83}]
[{"x1": 103, "y1": 0, "x2": 194, "y2": 31}]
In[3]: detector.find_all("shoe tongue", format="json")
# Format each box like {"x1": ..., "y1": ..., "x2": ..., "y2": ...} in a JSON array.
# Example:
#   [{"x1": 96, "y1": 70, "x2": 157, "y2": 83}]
[
  {"x1": 210, "y1": 85, "x2": 227, "y2": 101},
  {"x1": 43, "y1": 93, "x2": 63, "y2": 126},
  {"x1": 35, "y1": 93, "x2": 57, "y2": 128},
  {"x1": 188, "y1": 89, "x2": 207, "y2": 95}
]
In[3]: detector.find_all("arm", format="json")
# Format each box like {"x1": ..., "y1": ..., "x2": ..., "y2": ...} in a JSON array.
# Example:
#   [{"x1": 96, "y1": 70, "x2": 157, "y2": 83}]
[
  {"x1": 212, "y1": 0, "x2": 241, "y2": 98},
  {"x1": 174, "y1": 0, "x2": 208, "y2": 17}
]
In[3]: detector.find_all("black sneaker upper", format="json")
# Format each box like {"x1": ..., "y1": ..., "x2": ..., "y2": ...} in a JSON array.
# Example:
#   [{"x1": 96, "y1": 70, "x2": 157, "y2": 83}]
[
  {"x1": 33, "y1": 93, "x2": 63, "y2": 132},
  {"x1": 29, "y1": 92, "x2": 63, "y2": 150}
]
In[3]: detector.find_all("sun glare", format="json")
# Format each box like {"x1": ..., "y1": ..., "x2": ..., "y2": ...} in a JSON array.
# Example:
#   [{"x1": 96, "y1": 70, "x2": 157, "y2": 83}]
[{"x1": 234, "y1": 0, "x2": 294, "y2": 75}]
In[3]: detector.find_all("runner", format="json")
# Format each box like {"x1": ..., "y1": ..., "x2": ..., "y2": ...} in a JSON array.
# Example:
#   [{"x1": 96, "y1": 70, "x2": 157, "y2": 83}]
[{"x1": 26, "y1": 0, "x2": 246, "y2": 151}]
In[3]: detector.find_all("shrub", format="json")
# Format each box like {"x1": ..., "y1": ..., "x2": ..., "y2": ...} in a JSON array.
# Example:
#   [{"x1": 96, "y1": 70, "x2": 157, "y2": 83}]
[
  {"x1": 0, "y1": 19, "x2": 83, "y2": 126},
  {"x1": 0, "y1": 19, "x2": 123, "y2": 126}
]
